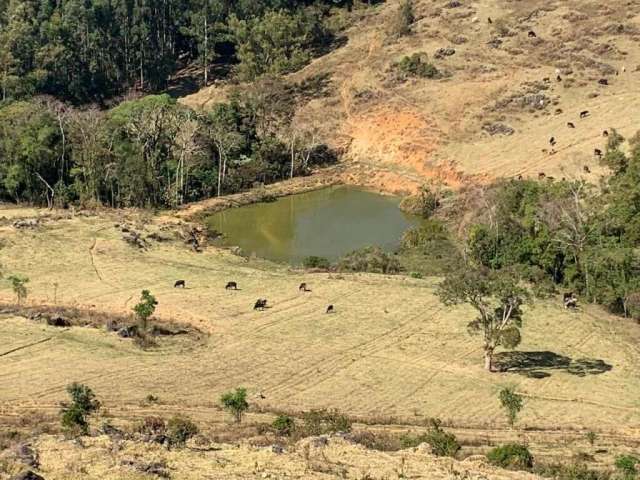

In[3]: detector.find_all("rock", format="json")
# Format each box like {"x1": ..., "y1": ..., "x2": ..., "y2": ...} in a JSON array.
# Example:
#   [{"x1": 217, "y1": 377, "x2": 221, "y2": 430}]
[
  {"x1": 117, "y1": 325, "x2": 138, "y2": 338},
  {"x1": 487, "y1": 38, "x2": 503, "y2": 49},
  {"x1": 46, "y1": 315, "x2": 70, "y2": 327},
  {"x1": 445, "y1": 0, "x2": 461, "y2": 7},
  {"x1": 13, "y1": 219, "x2": 39, "y2": 229},
  {"x1": 10, "y1": 471, "x2": 45, "y2": 480},
  {"x1": 311, "y1": 436, "x2": 329, "y2": 448},
  {"x1": 229, "y1": 246, "x2": 244, "y2": 256},
  {"x1": 482, "y1": 123, "x2": 515, "y2": 136},
  {"x1": 434, "y1": 47, "x2": 456, "y2": 59},
  {"x1": 271, "y1": 445, "x2": 284, "y2": 454},
  {"x1": 15, "y1": 444, "x2": 38, "y2": 468}
]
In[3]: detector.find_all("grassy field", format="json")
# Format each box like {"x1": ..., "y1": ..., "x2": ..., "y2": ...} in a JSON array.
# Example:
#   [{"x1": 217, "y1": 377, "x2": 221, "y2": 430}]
[{"x1": 1, "y1": 206, "x2": 639, "y2": 437}]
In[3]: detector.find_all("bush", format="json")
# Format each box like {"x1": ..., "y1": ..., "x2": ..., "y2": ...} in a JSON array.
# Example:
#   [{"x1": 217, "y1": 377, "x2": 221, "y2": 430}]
[
  {"x1": 389, "y1": 0, "x2": 415, "y2": 37},
  {"x1": 487, "y1": 443, "x2": 533, "y2": 470},
  {"x1": 302, "y1": 409, "x2": 352, "y2": 436},
  {"x1": 498, "y1": 386, "x2": 523, "y2": 427},
  {"x1": 220, "y1": 387, "x2": 249, "y2": 423},
  {"x1": 423, "y1": 419, "x2": 460, "y2": 457},
  {"x1": 167, "y1": 415, "x2": 198, "y2": 447},
  {"x1": 533, "y1": 462, "x2": 609, "y2": 480},
  {"x1": 60, "y1": 383, "x2": 100, "y2": 436},
  {"x1": 396, "y1": 53, "x2": 439, "y2": 79},
  {"x1": 615, "y1": 455, "x2": 639, "y2": 479},
  {"x1": 400, "y1": 186, "x2": 439, "y2": 218},
  {"x1": 272, "y1": 415, "x2": 296, "y2": 436},
  {"x1": 136, "y1": 416, "x2": 166, "y2": 436},
  {"x1": 303, "y1": 255, "x2": 331, "y2": 269},
  {"x1": 337, "y1": 246, "x2": 401, "y2": 274}
]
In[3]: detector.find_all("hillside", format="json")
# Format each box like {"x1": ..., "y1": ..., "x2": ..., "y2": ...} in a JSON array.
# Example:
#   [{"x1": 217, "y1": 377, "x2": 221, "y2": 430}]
[{"x1": 183, "y1": 0, "x2": 640, "y2": 194}]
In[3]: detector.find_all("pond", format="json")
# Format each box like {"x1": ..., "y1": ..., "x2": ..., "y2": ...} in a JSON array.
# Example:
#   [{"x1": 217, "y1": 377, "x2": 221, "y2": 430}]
[{"x1": 205, "y1": 186, "x2": 422, "y2": 264}]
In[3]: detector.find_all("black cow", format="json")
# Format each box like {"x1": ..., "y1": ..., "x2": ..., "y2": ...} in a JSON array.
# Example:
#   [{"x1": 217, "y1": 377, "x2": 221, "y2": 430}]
[
  {"x1": 549, "y1": 137, "x2": 556, "y2": 146},
  {"x1": 225, "y1": 281, "x2": 238, "y2": 290},
  {"x1": 580, "y1": 110, "x2": 590, "y2": 118},
  {"x1": 563, "y1": 292, "x2": 578, "y2": 309},
  {"x1": 299, "y1": 282, "x2": 309, "y2": 292},
  {"x1": 254, "y1": 299, "x2": 267, "y2": 310},
  {"x1": 603, "y1": 130, "x2": 609, "y2": 137},
  {"x1": 594, "y1": 148, "x2": 603, "y2": 157},
  {"x1": 487, "y1": 17, "x2": 493, "y2": 24},
  {"x1": 528, "y1": 30, "x2": 537, "y2": 37},
  {"x1": 556, "y1": 75, "x2": 562, "y2": 82},
  {"x1": 584, "y1": 165, "x2": 591, "y2": 173},
  {"x1": 598, "y1": 78, "x2": 609, "y2": 86},
  {"x1": 538, "y1": 172, "x2": 546, "y2": 179},
  {"x1": 326, "y1": 305, "x2": 335, "y2": 314},
  {"x1": 174, "y1": 280, "x2": 186, "y2": 288},
  {"x1": 567, "y1": 122, "x2": 575, "y2": 128}
]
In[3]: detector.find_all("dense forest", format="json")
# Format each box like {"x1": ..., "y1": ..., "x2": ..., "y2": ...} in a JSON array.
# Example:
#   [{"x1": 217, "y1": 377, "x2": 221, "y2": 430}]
[{"x1": 0, "y1": 0, "x2": 361, "y2": 207}]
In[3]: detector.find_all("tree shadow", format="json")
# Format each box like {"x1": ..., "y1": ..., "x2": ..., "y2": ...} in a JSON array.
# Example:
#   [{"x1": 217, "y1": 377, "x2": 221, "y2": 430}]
[{"x1": 494, "y1": 351, "x2": 612, "y2": 379}]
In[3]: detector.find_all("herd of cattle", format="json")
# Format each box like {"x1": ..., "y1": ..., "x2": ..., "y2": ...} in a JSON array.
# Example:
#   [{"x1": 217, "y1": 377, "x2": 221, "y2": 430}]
[{"x1": 173, "y1": 280, "x2": 335, "y2": 314}]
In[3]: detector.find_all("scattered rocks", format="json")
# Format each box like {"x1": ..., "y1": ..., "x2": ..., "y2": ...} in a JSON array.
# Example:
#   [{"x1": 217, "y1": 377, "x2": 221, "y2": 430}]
[
  {"x1": 13, "y1": 219, "x2": 39, "y2": 229},
  {"x1": 122, "y1": 231, "x2": 148, "y2": 250},
  {"x1": 434, "y1": 47, "x2": 456, "y2": 59},
  {"x1": 122, "y1": 459, "x2": 170, "y2": 478},
  {"x1": 449, "y1": 35, "x2": 467, "y2": 44},
  {"x1": 10, "y1": 471, "x2": 45, "y2": 480},
  {"x1": 487, "y1": 38, "x2": 503, "y2": 49},
  {"x1": 271, "y1": 444, "x2": 285, "y2": 454},
  {"x1": 14, "y1": 444, "x2": 38, "y2": 468},
  {"x1": 117, "y1": 325, "x2": 138, "y2": 338},
  {"x1": 445, "y1": 0, "x2": 462, "y2": 7},
  {"x1": 482, "y1": 123, "x2": 515, "y2": 136}
]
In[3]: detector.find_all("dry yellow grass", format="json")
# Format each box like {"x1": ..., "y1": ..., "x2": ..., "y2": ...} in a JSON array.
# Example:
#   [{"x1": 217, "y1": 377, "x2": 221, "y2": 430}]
[
  {"x1": 1, "y1": 206, "x2": 639, "y2": 440},
  {"x1": 182, "y1": 0, "x2": 640, "y2": 190}
]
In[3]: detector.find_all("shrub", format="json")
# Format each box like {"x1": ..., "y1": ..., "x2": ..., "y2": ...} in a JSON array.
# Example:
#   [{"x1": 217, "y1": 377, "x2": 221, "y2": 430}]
[
  {"x1": 533, "y1": 462, "x2": 609, "y2": 480},
  {"x1": 133, "y1": 289, "x2": 157, "y2": 333},
  {"x1": 60, "y1": 383, "x2": 100, "y2": 436},
  {"x1": 167, "y1": 415, "x2": 198, "y2": 447},
  {"x1": 220, "y1": 387, "x2": 249, "y2": 423},
  {"x1": 389, "y1": 0, "x2": 415, "y2": 37},
  {"x1": 396, "y1": 53, "x2": 439, "y2": 79},
  {"x1": 585, "y1": 431, "x2": 597, "y2": 446},
  {"x1": 272, "y1": 415, "x2": 296, "y2": 436},
  {"x1": 303, "y1": 255, "x2": 331, "y2": 269},
  {"x1": 487, "y1": 443, "x2": 533, "y2": 470},
  {"x1": 136, "y1": 416, "x2": 167, "y2": 436},
  {"x1": 499, "y1": 386, "x2": 523, "y2": 427},
  {"x1": 615, "y1": 455, "x2": 639, "y2": 479},
  {"x1": 7, "y1": 275, "x2": 28, "y2": 304},
  {"x1": 423, "y1": 419, "x2": 460, "y2": 457},
  {"x1": 302, "y1": 409, "x2": 352, "y2": 436},
  {"x1": 337, "y1": 246, "x2": 401, "y2": 274}
]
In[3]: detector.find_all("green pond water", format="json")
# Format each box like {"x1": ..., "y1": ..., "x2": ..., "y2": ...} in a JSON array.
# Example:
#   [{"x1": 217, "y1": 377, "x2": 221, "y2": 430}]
[{"x1": 205, "y1": 186, "x2": 422, "y2": 264}]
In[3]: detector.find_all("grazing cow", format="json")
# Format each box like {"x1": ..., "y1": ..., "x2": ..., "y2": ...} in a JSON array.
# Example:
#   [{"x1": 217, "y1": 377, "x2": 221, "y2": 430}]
[
  {"x1": 487, "y1": 17, "x2": 493, "y2": 24},
  {"x1": 299, "y1": 282, "x2": 309, "y2": 292},
  {"x1": 517, "y1": 174, "x2": 523, "y2": 180},
  {"x1": 555, "y1": 108, "x2": 563, "y2": 115},
  {"x1": 603, "y1": 130, "x2": 609, "y2": 137},
  {"x1": 528, "y1": 30, "x2": 537, "y2": 37},
  {"x1": 326, "y1": 305, "x2": 334, "y2": 314},
  {"x1": 225, "y1": 281, "x2": 238, "y2": 290},
  {"x1": 556, "y1": 75, "x2": 562, "y2": 82},
  {"x1": 598, "y1": 78, "x2": 609, "y2": 86},
  {"x1": 254, "y1": 299, "x2": 267, "y2": 310},
  {"x1": 584, "y1": 165, "x2": 591, "y2": 173},
  {"x1": 542, "y1": 148, "x2": 548, "y2": 154},
  {"x1": 594, "y1": 148, "x2": 603, "y2": 157},
  {"x1": 174, "y1": 280, "x2": 186, "y2": 288},
  {"x1": 546, "y1": 176, "x2": 555, "y2": 181},
  {"x1": 580, "y1": 110, "x2": 589, "y2": 118},
  {"x1": 549, "y1": 137, "x2": 556, "y2": 146},
  {"x1": 549, "y1": 149, "x2": 557, "y2": 155},
  {"x1": 567, "y1": 122, "x2": 575, "y2": 128},
  {"x1": 538, "y1": 172, "x2": 546, "y2": 179},
  {"x1": 564, "y1": 292, "x2": 578, "y2": 309},
  {"x1": 543, "y1": 77, "x2": 550, "y2": 82}
]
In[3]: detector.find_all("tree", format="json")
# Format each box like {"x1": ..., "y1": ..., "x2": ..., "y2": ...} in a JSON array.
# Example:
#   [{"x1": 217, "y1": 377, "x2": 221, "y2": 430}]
[
  {"x1": 436, "y1": 266, "x2": 529, "y2": 371},
  {"x1": 220, "y1": 387, "x2": 249, "y2": 423},
  {"x1": 60, "y1": 382, "x2": 100, "y2": 435},
  {"x1": 498, "y1": 385, "x2": 523, "y2": 427},
  {"x1": 7, "y1": 274, "x2": 29, "y2": 304},
  {"x1": 133, "y1": 289, "x2": 157, "y2": 333}
]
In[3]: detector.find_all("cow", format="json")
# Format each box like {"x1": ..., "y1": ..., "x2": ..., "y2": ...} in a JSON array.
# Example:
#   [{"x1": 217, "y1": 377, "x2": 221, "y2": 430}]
[
  {"x1": 603, "y1": 130, "x2": 609, "y2": 137},
  {"x1": 538, "y1": 172, "x2": 546, "y2": 179},
  {"x1": 299, "y1": 282, "x2": 310, "y2": 292},
  {"x1": 254, "y1": 299, "x2": 267, "y2": 310},
  {"x1": 528, "y1": 30, "x2": 537, "y2": 37},
  {"x1": 556, "y1": 74, "x2": 562, "y2": 82},
  {"x1": 598, "y1": 78, "x2": 609, "y2": 86},
  {"x1": 584, "y1": 165, "x2": 591, "y2": 173},
  {"x1": 594, "y1": 148, "x2": 603, "y2": 157},
  {"x1": 580, "y1": 110, "x2": 590, "y2": 118},
  {"x1": 225, "y1": 281, "x2": 238, "y2": 290},
  {"x1": 543, "y1": 77, "x2": 550, "y2": 82},
  {"x1": 549, "y1": 137, "x2": 556, "y2": 146},
  {"x1": 564, "y1": 292, "x2": 578, "y2": 309},
  {"x1": 517, "y1": 174, "x2": 523, "y2": 180},
  {"x1": 555, "y1": 108, "x2": 563, "y2": 115},
  {"x1": 567, "y1": 122, "x2": 575, "y2": 128},
  {"x1": 487, "y1": 17, "x2": 493, "y2": 24},
  {"x1": 174, "y1": 280, "x2": 186, "y2": 288},
  {"x1": 326, "y1": 305, "x2": 335, "y2": 314}
]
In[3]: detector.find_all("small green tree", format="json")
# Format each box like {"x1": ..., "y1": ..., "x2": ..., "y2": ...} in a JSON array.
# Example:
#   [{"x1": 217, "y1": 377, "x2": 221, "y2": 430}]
[
  {"x1": 220, "y1": 387, "x2": 249, "y2": 423},
  {"x1": 436, "y1": 266, "x2": 529, "y2": 371},
  {"x1": 60, "y1": 383, "x2": 100, "y2": 435},
  {"x1": 499, "y1": 386, "x2": 524, "y2": 427},
  {"x1": 272, "y1": 414, "x2": 296, "y2": 436},
  {"x1": 585, "y1": 431, "x2": 597, "y2": 446},
  {"x1": 7, "y1": 274, "x2": 28, "y2": 304},
  {"x1": 133, "y1": 289, "x2": 157, "y2": 332}
]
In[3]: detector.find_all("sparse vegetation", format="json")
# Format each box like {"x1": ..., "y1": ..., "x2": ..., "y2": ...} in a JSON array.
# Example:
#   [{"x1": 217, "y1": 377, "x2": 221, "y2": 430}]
[
  {"x1": 337, "y1": 246, "x2": 401, "y2": 274},
  {"x1": 272, "y1": 414, "x2": 296, "y2": 436},
  {"x1": 499, "y1": 386, "x2": 524, "y2": 427},
  {"x1": 389, "y1": 0, "x2": 416, "y2": 37},
  {"x1": 220, "y1": 388, "x2": 249, "y2": 423},
  {"x1": 301, "y1": 409, "x2": 352, "y2": 435},
  {"x1": 615, "y1": 455, "x2": 639, "y2": 479},
  {"x1": 422, "y1": 419, "x2": 460, "y2": 457},
  {"x1": 60, "y1": 383, "x2": 100, "y2": 436},
  {"x1": 7, "y1": 274, "x2": 28, "y2": 304},
  {"x1": 303, "y1": 255, "x2": 331, "y2": 269},
  {"x1": 487, "y1": 443, "x2": 534, "y2": 470},
  {"x1": 396, "y1": 52, "x2": 439, "y2": 79}
]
